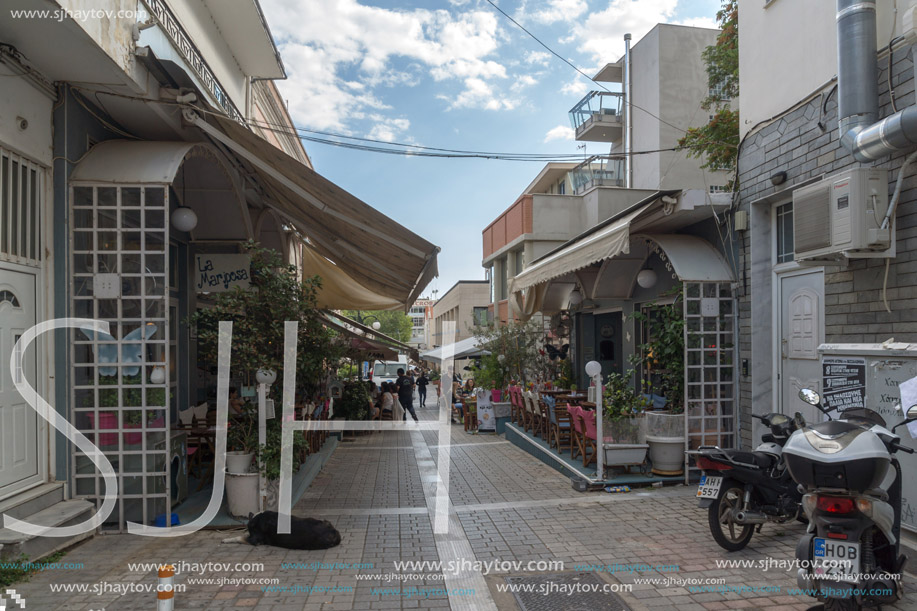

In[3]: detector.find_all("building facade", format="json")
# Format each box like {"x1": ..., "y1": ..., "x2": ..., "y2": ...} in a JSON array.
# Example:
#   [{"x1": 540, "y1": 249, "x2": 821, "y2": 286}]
[
  {"x1": 407, "y1": 298, "x2": 435, "y2": 349},
  {"x1": 0, "y1": 0, "x2": 437, "y2": 547},
  {"x1": 430, "y1": 281, "x2": 491, "y2": 347}
]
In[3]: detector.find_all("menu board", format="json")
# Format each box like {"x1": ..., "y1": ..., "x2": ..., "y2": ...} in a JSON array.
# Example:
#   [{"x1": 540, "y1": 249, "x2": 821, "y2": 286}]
[{"x1": 822, "y1": 356, "x2": 866, "y2": 411}]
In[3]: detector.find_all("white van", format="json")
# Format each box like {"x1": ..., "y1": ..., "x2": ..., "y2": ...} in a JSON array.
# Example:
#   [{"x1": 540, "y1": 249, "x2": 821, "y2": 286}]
[{"x1": 371, "y1": 360, "x2": 408, "y2": 388}]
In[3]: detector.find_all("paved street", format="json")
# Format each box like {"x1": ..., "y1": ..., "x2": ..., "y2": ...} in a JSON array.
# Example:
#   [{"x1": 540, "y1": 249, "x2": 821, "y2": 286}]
[{"x1": 11, "y1": 399, "x2": 917, "y2": 610}]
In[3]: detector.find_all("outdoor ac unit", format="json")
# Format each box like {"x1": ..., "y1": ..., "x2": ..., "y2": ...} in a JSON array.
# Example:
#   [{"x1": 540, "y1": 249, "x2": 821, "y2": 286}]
[{"x1": 792, "y1": 168, "x2": 892, "y2": 262}]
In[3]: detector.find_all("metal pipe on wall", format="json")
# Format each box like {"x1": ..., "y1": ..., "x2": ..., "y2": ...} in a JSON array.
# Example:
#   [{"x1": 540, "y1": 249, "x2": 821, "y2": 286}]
[{"x1": 624, "y1": 33, "x2": 632, "y2": 188}]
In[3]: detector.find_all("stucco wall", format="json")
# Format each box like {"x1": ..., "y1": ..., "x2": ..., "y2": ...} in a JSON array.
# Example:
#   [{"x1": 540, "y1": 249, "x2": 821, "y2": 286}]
[
  {"x1": 0, "y1": 77, "x2": 54, "y2": 166},
  {"x1": 738, "y1": 0, "x2": 908, "y2": 139}
]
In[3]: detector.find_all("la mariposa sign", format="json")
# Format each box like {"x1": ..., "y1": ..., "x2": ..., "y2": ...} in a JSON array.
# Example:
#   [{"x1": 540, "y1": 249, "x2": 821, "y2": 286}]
[{"x1": 195, "y1": 254, "x2": 250, "y2": 292}]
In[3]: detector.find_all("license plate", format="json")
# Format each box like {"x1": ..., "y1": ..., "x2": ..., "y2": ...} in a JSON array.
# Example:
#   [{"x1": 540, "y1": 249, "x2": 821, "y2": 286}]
[
  {"x1": 696, "y1": 475, "x2": 723, "y2": 499},
  {"x1": 813, "y1": 538, "x2": 860, "y2": 581}
]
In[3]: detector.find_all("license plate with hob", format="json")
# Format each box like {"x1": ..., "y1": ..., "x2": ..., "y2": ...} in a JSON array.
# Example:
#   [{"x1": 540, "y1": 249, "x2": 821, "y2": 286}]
[{"x1": 813, "y1": 538, "x2": 860, "y2": 581}]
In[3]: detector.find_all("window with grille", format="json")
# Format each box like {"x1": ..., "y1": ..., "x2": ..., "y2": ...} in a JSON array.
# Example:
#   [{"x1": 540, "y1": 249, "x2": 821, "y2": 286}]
[
  {"x1": 0, "y1": 147, "x2": 43, "y2": 266},
  {"x1": 775, "y1": 202, "x2": 794, "y2": 263}
]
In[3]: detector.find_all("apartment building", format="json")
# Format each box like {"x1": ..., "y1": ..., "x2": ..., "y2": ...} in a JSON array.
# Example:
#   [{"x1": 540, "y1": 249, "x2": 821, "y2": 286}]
[{"x1": 430, "y1": 281, "x2": 491, "y2": 347}]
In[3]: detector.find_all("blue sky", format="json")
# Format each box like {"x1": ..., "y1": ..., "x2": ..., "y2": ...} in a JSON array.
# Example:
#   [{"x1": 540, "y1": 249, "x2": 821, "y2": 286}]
[{"x1": 259, "y1": 0, "x2": 723, "y2": 298}]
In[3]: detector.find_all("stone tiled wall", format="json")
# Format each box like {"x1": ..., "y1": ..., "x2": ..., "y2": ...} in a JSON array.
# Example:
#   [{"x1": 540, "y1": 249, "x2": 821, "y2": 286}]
[{"x1": 736, "y1": 50, "x2": 917, "y2": 447}]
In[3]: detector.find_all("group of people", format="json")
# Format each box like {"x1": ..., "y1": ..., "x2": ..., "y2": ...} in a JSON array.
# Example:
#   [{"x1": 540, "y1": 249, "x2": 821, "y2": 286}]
[{"x1": 368, "y1": 368, "x2": 431, "y2": 422}]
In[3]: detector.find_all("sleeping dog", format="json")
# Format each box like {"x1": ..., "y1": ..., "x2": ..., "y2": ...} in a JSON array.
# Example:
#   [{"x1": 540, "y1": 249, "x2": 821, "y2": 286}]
[{"x1": 246, "y1": 511, "x2": 342, "y2": 550}]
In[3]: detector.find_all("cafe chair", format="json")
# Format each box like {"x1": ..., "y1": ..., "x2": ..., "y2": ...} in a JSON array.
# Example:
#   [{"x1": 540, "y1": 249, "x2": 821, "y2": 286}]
[{"x1": 568, "y1": 405, "x2": 584, "y2": 460}]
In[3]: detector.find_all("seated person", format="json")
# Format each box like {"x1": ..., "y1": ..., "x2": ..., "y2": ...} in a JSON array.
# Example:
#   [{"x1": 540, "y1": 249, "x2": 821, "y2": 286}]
[
  {"x1": 452, "y1": 380, "x2": 466, "y2": 424},
  {"x1": 229, "y1": 387, "x2": 246, "y2": 417}
]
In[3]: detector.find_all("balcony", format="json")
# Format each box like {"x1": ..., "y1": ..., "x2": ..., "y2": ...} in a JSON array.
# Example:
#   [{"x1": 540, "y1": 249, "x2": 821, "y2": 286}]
[
  {"x1": 571, "y1": 156, "x2": 625, "y2": 194},
  {"x1": 569, "y1": 91, "x2": 624, "y2": 143}
]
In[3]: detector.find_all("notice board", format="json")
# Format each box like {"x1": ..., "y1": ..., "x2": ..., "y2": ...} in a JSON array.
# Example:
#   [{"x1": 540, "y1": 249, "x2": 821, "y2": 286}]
[{"x1": 820, "y1": 343, "x2": 917, "y2": 534}]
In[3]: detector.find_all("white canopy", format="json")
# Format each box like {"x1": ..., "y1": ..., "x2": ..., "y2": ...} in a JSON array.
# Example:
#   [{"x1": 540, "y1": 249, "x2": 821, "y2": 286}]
[{"x1": 420, "y1": 337, "x2": 490, "y2": 364}]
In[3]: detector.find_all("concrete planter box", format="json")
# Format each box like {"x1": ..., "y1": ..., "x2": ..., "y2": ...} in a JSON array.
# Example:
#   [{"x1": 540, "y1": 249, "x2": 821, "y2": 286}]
[{"x1": 603, "y1": 443, "x2": 648, "y2": 467}]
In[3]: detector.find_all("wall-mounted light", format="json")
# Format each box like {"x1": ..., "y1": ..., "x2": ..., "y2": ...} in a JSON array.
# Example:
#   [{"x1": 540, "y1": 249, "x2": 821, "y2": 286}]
[
  {"x1": 770, "y1": 171, "x2": 788, "y2": 186},
  {"x1": 636, "y1": 268, "x2": 658, "y2": 289},
  {"x1": 171, "y1": 206, "x2": 198, "y2": 232},
  {"x1": 568, "y1": 288, "x2": 583, "y2": 306}
]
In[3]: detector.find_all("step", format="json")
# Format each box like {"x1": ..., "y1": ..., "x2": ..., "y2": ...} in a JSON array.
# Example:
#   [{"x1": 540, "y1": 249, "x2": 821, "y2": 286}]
[
  {"x1": 0, "y1": 500, "x2": 95, "y2": 561},
  {"x1": 0, "y1": 483, "x2": 65, "y2": 521}
]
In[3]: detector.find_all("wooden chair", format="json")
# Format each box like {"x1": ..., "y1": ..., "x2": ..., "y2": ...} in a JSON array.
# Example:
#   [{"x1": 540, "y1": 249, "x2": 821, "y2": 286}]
[
  {"x1": 508, "y1": 387, "x2": 522, "y2": 426},
  {"x1": 580, "y1": 409, "x2": 608, "y2": 467},
  {"x1": 524, "y1": 391, "x2": 542, "y2": 437},
  {"x1": 568, "y1": 405, "x2": 584, "y2": 460},
  {"x1": 521, "y1": 391, "x2": 534, "y2": 433},
  {"x1": 546, "y1": 400, "x2": 573, "y2": 453},
  {"x1": 464, "y1": 399, "x2": 478, "y2": 432},
  {"x1": 536, "y1": 396, "x2": 551, "y2": 439}
]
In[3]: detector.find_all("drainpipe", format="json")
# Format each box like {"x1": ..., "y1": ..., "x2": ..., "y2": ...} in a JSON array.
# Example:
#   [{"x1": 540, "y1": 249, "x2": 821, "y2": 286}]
[
  {"x1": 624, "y1": 33, "x2": 633, "y2": 188},
  {"x1": 837, "y1": 0, "x2": 917, "y2": 161}
]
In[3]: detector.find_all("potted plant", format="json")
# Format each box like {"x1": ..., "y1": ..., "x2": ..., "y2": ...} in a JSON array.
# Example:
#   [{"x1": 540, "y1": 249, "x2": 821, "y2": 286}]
[
  {"x1": 601, "y1": 371, "x2": 650, "y2": 467},
  {"x1": 629, "y1": 286, "x2": 686, "y2": 474},
  {"x1": 224, "y1": 403, "x2": 259, "y2": 518}
]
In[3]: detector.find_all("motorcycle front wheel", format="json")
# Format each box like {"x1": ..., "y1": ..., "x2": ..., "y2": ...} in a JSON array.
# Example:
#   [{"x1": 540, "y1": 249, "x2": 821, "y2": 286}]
[
  {"x1": 708, "y1": 482, "x2": 754, "y2": 551},
  {"x1": 823, "y1": 597, "x2": 859, "y2": 610}
]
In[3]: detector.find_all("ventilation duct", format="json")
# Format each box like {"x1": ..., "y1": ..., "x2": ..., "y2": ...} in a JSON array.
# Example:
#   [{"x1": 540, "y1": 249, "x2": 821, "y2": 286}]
[{"x1": 837, "y1": 0, "x2": 917, "y2": 161}]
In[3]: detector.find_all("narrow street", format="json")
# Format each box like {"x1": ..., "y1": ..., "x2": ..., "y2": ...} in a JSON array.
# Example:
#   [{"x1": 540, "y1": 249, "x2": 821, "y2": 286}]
[{"x1": 13, "y1": 397, "x2": 917, "y2": 610}]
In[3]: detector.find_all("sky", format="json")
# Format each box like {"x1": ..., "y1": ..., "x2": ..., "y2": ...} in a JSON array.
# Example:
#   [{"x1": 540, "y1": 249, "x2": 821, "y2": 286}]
[{"x1": 258, "y1": 0, "x2": 723, "y2": 299}]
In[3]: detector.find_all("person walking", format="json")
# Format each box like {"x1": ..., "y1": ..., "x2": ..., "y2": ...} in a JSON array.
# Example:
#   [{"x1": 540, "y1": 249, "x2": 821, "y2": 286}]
[
  {"x1": 395, "y1": 368, "x2": 419, "y2": 422},
  {"x1": 416, "y1": 370, "x2": 429, "y2": 407}
]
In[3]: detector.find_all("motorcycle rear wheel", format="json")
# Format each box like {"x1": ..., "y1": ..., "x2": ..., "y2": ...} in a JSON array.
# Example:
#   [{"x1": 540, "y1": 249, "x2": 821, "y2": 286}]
[
  {"x1": 823, "y1": 597, "x2": 859, "y2": 610},
  {"x1": 708, "y1": 483, "x2": 754, "y2": 551}
]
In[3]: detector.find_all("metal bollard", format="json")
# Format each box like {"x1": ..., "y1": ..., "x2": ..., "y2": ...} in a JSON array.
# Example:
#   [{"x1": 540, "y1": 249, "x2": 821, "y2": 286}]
[{"x1": 157, "y1": 564, "x2": 175, "y2": 611}]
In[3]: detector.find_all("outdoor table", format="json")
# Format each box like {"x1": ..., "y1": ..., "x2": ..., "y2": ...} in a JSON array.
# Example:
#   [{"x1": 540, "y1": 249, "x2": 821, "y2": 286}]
[{"x1": 558, "y1": 393, "x2": 587, "y2": 405}]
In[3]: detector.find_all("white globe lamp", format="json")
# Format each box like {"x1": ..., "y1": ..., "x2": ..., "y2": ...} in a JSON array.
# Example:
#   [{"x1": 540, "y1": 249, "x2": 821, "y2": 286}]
[
  {"x1": 171, "y1": 206, "x2": 198, "y2": 232},
  {"x1": 371, "y1": 321, "x2": 381, "y2": 331},
  {"x1": 636, "y1": 268, "x2": 657, "y2": 289},
  {"x1": 568, "y1": 288, "x2": 583, "y2": 306},
  {"x1": 256, "y1": 368, "x2": 277, "y2": 385},
  {"x1": 584, "y1": 360, "x2": 602, "y2": 379}
]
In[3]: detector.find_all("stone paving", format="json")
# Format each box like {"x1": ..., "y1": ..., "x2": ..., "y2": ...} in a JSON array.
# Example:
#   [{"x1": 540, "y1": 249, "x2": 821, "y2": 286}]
[{"x1": 10, "y1": 400, "x2": 917, "y2": 610}]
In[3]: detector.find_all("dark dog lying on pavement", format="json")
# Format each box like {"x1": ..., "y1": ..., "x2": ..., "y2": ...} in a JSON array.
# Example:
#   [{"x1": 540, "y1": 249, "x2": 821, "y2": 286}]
[{"x1": 246, "y1": 511, "x2": 342, "y2": 550}]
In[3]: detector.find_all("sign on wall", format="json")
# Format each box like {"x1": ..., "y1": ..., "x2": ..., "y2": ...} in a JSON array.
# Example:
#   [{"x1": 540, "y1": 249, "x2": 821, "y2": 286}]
[
  {"x1": 195, "y1": 254, "x2": 251, "y2": 292},
  {"x1": 822, "y1": 356, "x2": 866, "y2": 411}
]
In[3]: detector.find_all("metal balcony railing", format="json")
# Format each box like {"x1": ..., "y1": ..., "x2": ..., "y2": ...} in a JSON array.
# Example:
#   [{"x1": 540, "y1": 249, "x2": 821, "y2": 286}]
[
  {"x1": 571, "y1": 155, "x2": 625, "y2": 193},
  {"x1": 569, "y1": 91, "x2": 624, "y2": 133}
]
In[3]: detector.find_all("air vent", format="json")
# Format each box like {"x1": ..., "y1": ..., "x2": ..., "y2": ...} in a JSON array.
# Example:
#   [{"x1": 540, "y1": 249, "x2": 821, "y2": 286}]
[{"x1": 794, "y1": 184, "x2": 831, "y2": 253}]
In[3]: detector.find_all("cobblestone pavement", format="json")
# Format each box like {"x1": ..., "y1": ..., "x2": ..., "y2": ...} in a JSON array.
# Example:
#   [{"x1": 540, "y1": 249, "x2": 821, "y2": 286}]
[{"x1": 10, "y1": 400, "x2": 917, "y2": 610}]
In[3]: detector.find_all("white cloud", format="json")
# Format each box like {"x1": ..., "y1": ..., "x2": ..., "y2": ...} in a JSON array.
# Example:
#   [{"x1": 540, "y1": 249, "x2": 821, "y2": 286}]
[
  {"x1": 524, "y1": 50, "x2": 552, "y2": 65},
  {"x1": 571, "y1": 0, "x2": 680, "y2": 64},
  {"x1": 530, "y1": 0, "x2": 588, "y2": 24},
  {"x1": 261, "y1": 0, "x2": 514, "y2": 131},
  {"x1": 367, "y1": 117, "x2": 411, "y2": 142},
  {"x1": 561, "y1": 79, "x2": 589, "y2": 96},
  {"x1": 544, "y1": 125, "x2": 574, "y2": 142}
]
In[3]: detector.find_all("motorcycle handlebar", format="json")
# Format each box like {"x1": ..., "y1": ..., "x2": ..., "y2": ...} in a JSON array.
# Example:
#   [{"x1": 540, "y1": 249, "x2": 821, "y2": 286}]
[{"x1": 890, "y1": 441, "x2": 915, "y2": 454}]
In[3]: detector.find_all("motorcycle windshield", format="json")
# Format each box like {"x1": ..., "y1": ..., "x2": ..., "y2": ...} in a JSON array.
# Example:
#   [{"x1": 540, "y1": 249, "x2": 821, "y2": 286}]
[{"x1": 838, "y1": 407, "x2": 886, "y2": 428}]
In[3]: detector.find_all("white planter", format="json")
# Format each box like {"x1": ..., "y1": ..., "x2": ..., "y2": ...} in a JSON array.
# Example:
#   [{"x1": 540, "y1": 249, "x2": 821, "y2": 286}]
[
  {"x1": 646, "y1": 435, "x2": 685, "y2": 474},
  {"x1": 226, "y1": 451, "x2": 254, "y2": 474},
  {"x1": 603, "y1": 443, "x2": 648, "y2": 466},
  {"x1": 225, "y1": 471, "x2": 259, "y2": 518}
]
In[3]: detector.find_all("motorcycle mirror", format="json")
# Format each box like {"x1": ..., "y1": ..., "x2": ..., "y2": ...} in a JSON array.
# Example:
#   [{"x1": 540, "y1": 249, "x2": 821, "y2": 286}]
[
  {"x1": 907, "y1": 405, "x2": 917, "y2": 420},
  {"x1": 798, "y1": 388, "x2": 821, "y2": 406}
]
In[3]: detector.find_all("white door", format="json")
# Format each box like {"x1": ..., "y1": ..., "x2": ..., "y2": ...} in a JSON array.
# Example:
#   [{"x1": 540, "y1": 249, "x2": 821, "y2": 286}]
[
  {"x1": 777, "y1": 269, "x2": 825, "y2": 425},
  {"x1": 0, "y1": 269, "x2": 39, "y2": 495}
]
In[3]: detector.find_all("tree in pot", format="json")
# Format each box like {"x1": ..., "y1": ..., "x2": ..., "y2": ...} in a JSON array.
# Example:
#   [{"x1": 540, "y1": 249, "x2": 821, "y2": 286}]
[
  {"x1": 601, "y1": 370, "x2": 651, "y2": 468},
  {"x1": 258, "y1": 418, "x2": 309, "y2": 512},
  {"x1": 226, "y1": 402, "x2": 258, "y2": 474}
]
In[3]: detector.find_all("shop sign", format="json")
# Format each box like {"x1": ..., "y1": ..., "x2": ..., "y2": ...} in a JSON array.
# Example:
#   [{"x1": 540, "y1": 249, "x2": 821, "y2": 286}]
[{"x1": 195, "y1": 254, "x2": 250, "y2": 292}]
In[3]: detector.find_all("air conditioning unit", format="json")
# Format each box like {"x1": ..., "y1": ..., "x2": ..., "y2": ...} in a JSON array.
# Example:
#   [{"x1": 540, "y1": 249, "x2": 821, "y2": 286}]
[{"x1": 793, "y1": 168, "x2": 892, "y2": 262}]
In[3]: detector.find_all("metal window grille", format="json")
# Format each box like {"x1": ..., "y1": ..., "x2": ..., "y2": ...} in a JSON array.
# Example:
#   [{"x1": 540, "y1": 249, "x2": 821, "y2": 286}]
[
  {"x1": 684, "y1": 281, "x2": 737, "y2": 479},
  {"x1": 69, "y1": 184, "x2": 170, "y2": 531},
  {"x1": 0, "y1": 147, "x2": 42, "y2": 267}
]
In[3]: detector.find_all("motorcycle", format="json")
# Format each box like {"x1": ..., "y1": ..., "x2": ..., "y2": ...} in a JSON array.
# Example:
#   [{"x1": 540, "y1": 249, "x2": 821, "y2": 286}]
[
  {"x1": 785, "y1": 388, "x2": 917, "y2": 611},
  {"x1": 690, "y1": 410, "x2": 807, "y2": 551}
]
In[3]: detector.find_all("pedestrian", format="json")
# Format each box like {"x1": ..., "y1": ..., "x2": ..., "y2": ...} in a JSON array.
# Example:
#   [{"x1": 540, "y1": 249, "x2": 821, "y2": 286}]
[
  {"x1": 395, "y1": 368, "x2": 419, "y2": 422},
  {"x1": 416, "y1": 370, "x2": 429, "y2": 407}
]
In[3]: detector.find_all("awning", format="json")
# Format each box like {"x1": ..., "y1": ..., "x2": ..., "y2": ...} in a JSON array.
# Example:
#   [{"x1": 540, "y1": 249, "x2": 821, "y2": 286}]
[
  {"x1": 319, "y1": 311, "x2": 419, "y2": 362},
  {"x1": 511, "y1": 191, "x2": 673, "y2": 293},
  {"x1": 188, "y1": 110, "x2": 439, "y2": 311},
  {"x1": 420, "y1": 337, "x2": 490, "y2": 364},
  {"x1": 301, "y1": 244, "x2": 403, "y2": 311}
]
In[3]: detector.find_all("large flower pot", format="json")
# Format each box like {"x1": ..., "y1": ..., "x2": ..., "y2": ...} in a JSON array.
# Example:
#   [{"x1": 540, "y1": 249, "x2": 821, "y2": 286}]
[
  {"x1": 226, "y1": 451, "x2": 254, "y2": 474},
  {"x1": 646, "y1": 436, "x2": 685, "y2": 475},
  {"x1": 225, "y1": 471, "x2": 259, "y2": 518},
  {"x1": 603, "y1": 443, "x2": 648, "y2": 467}
]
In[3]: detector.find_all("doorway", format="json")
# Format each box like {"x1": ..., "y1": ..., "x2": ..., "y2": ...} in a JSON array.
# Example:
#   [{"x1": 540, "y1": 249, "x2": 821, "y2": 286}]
[
  {"x1": 0, "y1": 267, "x2": 40, "y2": 496},
  {"x1": 776, "y1": 268, "x2": 825, "y2": 425},
  {"x1": 593, "y1": 312, "x2": 622, "y2": 378}
]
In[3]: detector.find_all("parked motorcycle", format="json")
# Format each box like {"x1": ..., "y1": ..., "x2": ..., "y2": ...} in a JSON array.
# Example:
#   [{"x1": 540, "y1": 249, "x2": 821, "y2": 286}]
[
  {"x1": 691, "y1": 410, "x2": 807, "y2": 551},
  {"x1": 785, "y1": 388, "x2": 917, "y2": 611}
]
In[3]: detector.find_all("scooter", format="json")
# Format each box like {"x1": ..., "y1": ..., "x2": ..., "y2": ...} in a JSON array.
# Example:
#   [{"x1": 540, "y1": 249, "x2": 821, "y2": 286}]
[
  {"x1": 690, "y1": 410, "x2": 807, "y2": 551},
  {"x1": 785, "y1": 388, "x2": 917, "y2": 611}
]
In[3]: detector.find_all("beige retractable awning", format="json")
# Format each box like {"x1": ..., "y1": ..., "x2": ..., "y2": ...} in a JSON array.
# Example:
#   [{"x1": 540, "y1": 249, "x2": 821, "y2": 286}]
[
  {"x1": 319, "y1": 311, "x2": 419, "y2": 362},
  {"x1": 189, "y1": 111, "x2": 439, "y2": 311},
  {"x1": 301, "y1": 244, "x2": 403, "y2": 311}
]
